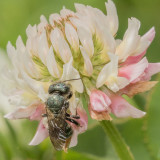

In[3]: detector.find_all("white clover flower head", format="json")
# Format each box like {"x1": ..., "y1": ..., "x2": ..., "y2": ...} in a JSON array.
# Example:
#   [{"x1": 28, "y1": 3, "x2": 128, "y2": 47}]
[{"x1": 2, "y1": 0, "x2": 160, "y2": 150}]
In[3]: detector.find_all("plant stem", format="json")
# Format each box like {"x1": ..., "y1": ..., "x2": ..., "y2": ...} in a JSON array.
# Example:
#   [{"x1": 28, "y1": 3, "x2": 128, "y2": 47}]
[{"x1": 100, "y1": 120, "x2": 135, "y2": 160}]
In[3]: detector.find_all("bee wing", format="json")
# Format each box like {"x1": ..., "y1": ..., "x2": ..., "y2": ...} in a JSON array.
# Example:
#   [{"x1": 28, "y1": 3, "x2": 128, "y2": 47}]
[{"x1": 48, "y1": 118, "x2": 67, "y2": 150}]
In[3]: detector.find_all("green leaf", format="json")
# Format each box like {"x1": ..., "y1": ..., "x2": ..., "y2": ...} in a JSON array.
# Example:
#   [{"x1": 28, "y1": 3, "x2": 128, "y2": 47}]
[
  {"x1": 118, "y1": 119, "x2": 151, "y2": 160},
  {"x1": 100, "y1": 121, "x2": 134, "y2": 160},
  {"x1": 0, "y1": 132, "x2": 13, "y2": 160},
  {"x1": 56, "y1": 150, "x2": 113, "y2": 160},
  {"x1": 143, "y1": 76, "x2": 160, "y2": 159},
  {"x1": 73, "y1": 125, "x2": 118, "y2": 160}
]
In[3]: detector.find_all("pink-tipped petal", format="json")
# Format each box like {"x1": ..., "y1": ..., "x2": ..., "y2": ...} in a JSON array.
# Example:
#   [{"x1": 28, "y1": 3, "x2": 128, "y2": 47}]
[
  {"x1": 29, "y1": 120, "x2": 49, "y2": 145},
  {"x1": 69, "y1": 106, "x2": 88, "y2": 147},
  {"x1": 115, "y1": 18, "x2": 141, "y2": 62},
  {"x1": 90, "y1": 90, "x2": 111, "y2": 112},
  {"x1": 142, "y1": 27, "x2": 155, "y2": 42},
  {"x1": 4, "y1": 102, "x2": 45, "y2": 120},
  {"x1": 4, "y1": 104, "x2": 37, "y2": 120},
  {"x1": 76, "y1": 106, "x2": 88, "y2": 133},
  {"x1": 69, "y1": 130, "x2": 79, "y2": 148},
  {"x1": 119, "y1": 57, "x2": 148, "y2": 82},
  {"x1": 89, "y1": 90, "x2": 112, "y2": 121},
  {"x1": 122, "y1": 50, "x2": 146, "y2": 66},
  {"x1": 110, "y1": 95, "x2": 146, "y2": 118},
  {"x1": 30, "y1": 104, "x2": 46, "y2": 121},
  {"x1": 122, "y1": 27, "x2": 155, "y2": 65},
  {"x1": 142, "y1": 63, "x2": 160, "y2": 81}
]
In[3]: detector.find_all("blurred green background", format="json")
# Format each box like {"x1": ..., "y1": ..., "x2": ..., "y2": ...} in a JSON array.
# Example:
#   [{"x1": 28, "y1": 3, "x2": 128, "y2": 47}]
[{"x1": 0, "y1": 0, "x2": 160, "y2": 160}]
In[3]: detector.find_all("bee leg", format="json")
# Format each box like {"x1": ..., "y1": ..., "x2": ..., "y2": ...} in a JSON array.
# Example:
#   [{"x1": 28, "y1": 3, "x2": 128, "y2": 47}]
[
  {"x1": 64, "y1": 101, "x2": 69, "y2": 109},
  {"x1": 66, "y1": 117, "x2": 80, "y2": 126},
  {"x1": 75, "y1": 108, "x2": 80, "y2": 119},
  {"x1": 66, "y1": 113, "x2": 80, "y2": 119},
  {"x1": 67, "y1": 91, "x2": 73, "y2": 99},
  {"x1": 71, "y1": 115, "x2": 80, "y2": 119},
  {"x1": 42, "y1": 113, "x2": 47, "y2": 117}
]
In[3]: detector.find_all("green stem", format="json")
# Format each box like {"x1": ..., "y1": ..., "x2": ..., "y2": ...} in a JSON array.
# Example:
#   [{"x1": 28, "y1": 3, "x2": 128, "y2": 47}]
[{"x1": 99, "y1": 120, "x2": 135, "y2": 160}]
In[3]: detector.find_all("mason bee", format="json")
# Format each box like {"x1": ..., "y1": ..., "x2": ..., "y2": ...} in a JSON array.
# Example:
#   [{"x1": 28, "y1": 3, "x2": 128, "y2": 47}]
[{"x1": 43, "y1": 80, "x2": 80, "y2": 151}]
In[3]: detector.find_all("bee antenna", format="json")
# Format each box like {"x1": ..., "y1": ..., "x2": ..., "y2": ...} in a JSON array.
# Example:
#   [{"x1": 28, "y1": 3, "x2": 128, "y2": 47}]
[{"x1": 63, "y1": 78, "x2": 81, "y2": 83}]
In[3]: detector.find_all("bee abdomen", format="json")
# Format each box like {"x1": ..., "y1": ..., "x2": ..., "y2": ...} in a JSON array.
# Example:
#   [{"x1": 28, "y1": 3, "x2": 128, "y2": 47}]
[{"x1": 65, "y1": 125, "x2": 73, "y2": 138}]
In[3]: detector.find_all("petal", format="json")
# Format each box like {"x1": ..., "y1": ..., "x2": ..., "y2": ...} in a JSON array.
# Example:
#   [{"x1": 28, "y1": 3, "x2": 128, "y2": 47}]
[
  {"x1": 117, "y1": 77, "x2": 130, "y2": 90},
  {"x1": 122, "y1": 27, "x2": 155, "y2": 65},
  {"x1": 25, "y1": 24, "x2": 38, "y2": 56},
  {"x1": 26, "y1": 24, "x2": 37, "y2": 38},
  {"x1": 69, "y1": 94, "x2": 77, "y2": 114},
  {"x1": 115, "y1": 39, "x2": 122, "y2": 47},
  {"x1": 69, "y1": 106, "x2": 88, "y2": 147},
  {"x1": 110, "y1": 95, "x2": 146, "y2": 118},
  {"x1": 60, "y1": 7, "x2": 75, "y2": 18},
  {"x1": 50, "y1": 28, "x2": 72, "y2": 63},
  {"x1": 21, "y1": 71, "x2": 48, "y2": 102},
  {"x1": 16, "y1": 36, "x2": 40, "y2": 78},
  {"x1": 4, "y1": 102, "x2": 45, "y2": 120},
  {"x1": 40, "y1": 15, "x2": 48, "y2": 24},
  {"x1": 7, "y1": 42, "x2": 22, "y2": 81},
  {"x1": 46, "y1": 47, "x2": 60, "y2": 78},
  {"x1": 37, "y1": 15, "x2": 48, "y2": 33},
  {"x1": 69, "y1": 130, "x2": 79, "y2": 148},
  {"x1": 142, "y1": 27, "x2": 155, "y2": 43},
  {"x1": 74, "y1": 106, "x2": 88, "y2": 133},
  {"x1": 77, "y1": 26, "x2": 94, "y2": 57},
  {"x1": 22, "y1": 50, "x2": 40, "y2": 78},
  {"x1": 90, "y1": 90, "x2": 111, "y2": 112},
  {"x1": 26, "y1": 37, "x2": 38, "y2": 56},
  {"x1": 105, "y1": 0, "x2": 119, "y2": 35},
  {"x1": 96, "y1": 62, "x2": 112, "y2": 88},
  {"x1": 29, "y1": 120, "x2": 49, "y2": 145},
  {"x1": 121, "y1": 50, "x2": 146, "y2": 66},
  {"x1": 30, "y1": 104, "x2": 46, "y2": 121},
  {"x1": 96, "y1": 53, "x2": 118, "y2": 88},
  {"x1": 80, "y1": 46, "x2": 93, "y2": 76},
  {"x1": 16, "y1": 36, "x2": 26, "y2": 53},
  {"x1": 142, "y1": 63, "x2": 160, "y2": 81},
  {"x1": 50, "y1": 28, "x2": 63, "y2": 52},
  {"x1": 133, "y1": 27, "x2": 155, "y2": 56},
  {"x1": 65, "y1": 23, "x2": 79, "y2": 51},
  {"x1": 61, "y1": 57, "x2": 84, "y2": 93},
  {"x1": 133, "y1": 39, "x2": 150, "y2": 56},
  {"x1": 70, "y1": 17, "x2": 91, "y2": 33},
  {"x1": 96, "y1": 26, "x2": 116, "y2": 53},
  {"x1": 86, "y1": 6, "x2": 109, "y2": 35},
  {"x1": 120, "y1": 81, "x2": 158, "y2": 97},
  {"x1": 38, "y1": 30, "x2": 49, "y2": 65},
  {"x1": 58, "y1": 37, "x2": 72, "y2": 63},
  {"x1": 118, "y1": 57, "x2": 148, "y2": 82},
  {"x1": 106, "y1": 80, "x2": 119, "y2": 92},
  {"x1": 4, "y1": 107, "x2": 35, "y2": 120},
  {"x1": 74, "y1": 3, "x2": 86, "y2": 14},
  {"x1": 49, "y1": 14, "x2": 61, "y2": 26},
  {"x1": 7, "y1": 42, "x2": 17, "y2": 68},
  {"x1": 116, "y1": 18, "x2": 141, "y2": 61}
]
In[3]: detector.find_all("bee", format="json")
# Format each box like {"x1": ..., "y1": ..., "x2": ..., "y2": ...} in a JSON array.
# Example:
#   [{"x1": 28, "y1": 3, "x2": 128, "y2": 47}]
[{"x1": 43, "y1": 80, "x2": 80, "y2": 151}]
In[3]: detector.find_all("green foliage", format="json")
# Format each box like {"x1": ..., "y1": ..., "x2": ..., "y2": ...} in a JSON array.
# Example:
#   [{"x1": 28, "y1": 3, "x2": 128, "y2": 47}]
[{"x1": 143, "y1": 76, "x2": 160, "y2": 160}]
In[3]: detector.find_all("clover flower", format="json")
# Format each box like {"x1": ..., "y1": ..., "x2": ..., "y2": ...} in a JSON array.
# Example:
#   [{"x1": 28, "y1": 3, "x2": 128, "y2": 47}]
[{"x1": 2, "y1": 0, "x2": 160, "y2": 151}]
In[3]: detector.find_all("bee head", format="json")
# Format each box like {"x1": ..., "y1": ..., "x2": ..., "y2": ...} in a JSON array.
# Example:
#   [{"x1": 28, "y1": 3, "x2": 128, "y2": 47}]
[{"x1": 48, "y1": 82, "x2": 70, "y2": 95}]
